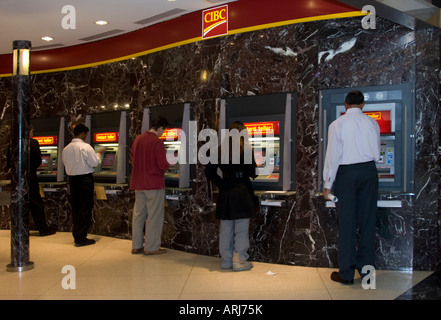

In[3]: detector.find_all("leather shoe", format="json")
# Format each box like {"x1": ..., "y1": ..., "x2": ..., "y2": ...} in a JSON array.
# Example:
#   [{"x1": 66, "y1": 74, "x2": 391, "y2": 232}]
[
  {"x1": 330, "y1": 271, "x2": 354, "y2": 285},
  {"x1": 40, "y1": 227, "x2": 56, "y2": 237},
  {"x1": 131, "y1": 248, "x2": 144, "y2": 254},
  {"x1": 144, "y1": 248, "x2": 166, "y2": 255},
  {"x1": 75, "y1": 238, "x2": 96, "y2": 247}
]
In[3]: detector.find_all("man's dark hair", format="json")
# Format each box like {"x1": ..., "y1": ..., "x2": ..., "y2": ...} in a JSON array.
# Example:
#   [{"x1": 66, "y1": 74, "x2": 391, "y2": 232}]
[
  {"x1": 151, "y1": 116, "x2": 169, "y2": 130},
  {"x1": 345, "y1": 91, "x2": 365, "y2": 105},
  {"x1": 73, "y1": 124, "x2": 89, "y2": 136}
]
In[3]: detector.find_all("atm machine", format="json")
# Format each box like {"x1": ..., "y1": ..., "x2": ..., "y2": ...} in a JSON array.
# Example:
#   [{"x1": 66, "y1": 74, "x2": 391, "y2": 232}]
[
  {"x1": 221, "y1": 92, "x2": 297, "y2": 192},
  {"x1": 142, "y1": 103, "x2": 194, "y2": 205},
  {"x1": 30, "y1": 117, "x2": 66, "y2": 231},
  {"x1": 319, "y1": 83, "x2": 415, "y2": 206},
  {"x1": 142, "y1": 102, "x2": 194, "y2": 189},
  {"x1": 85, "y1": 111, "x2": 129, "y2": 184},
  {"x1": 220, "y1": 92, "x2": 297, "y2": 209},
  {"x1": 244, "y1": 120, "x2": 281, "y2": 183},
  {"x1": 31, "y1": 117, "x2": 66, "y2": 182}
]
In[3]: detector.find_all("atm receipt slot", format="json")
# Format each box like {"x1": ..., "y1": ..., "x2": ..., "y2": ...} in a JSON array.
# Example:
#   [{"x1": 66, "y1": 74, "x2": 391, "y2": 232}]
[
  {"x1": 166, "y1": 194, "x2": 185, "y2": 201},
  {"x1": 260, "y1": 199, "x2": 286, "y2": 207},
  {"x1": 324, "y1": 199, "x2": 402, "y2": 208},
  {"x1": 105, "y1": 189, "x2": 123, "y2": 195}
]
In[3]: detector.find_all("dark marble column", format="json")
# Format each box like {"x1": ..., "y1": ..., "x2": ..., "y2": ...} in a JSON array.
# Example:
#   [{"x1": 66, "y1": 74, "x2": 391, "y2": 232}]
[{"x1": 7, "y1": 40, "x2": 34, "y2": 272}]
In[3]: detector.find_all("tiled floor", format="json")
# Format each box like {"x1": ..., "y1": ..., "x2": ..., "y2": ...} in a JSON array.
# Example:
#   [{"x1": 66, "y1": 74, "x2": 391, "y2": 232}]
[{"x1": 0, "y1": 230, "x2": 434, "y2": 300}]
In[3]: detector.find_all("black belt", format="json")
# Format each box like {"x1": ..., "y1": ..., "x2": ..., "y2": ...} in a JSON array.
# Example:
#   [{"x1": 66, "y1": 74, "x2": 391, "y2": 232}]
[
  {"x1": 69, "y1": 173, "x2": 93, "y2": 178},
  {"x1": 339, "y1": 161, "x2": 375, "y2": 167}
]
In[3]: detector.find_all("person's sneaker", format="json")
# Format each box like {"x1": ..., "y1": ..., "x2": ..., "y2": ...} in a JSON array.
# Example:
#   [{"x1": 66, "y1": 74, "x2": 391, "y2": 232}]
[
  {"x1": 75, "y1": 238, "x2": 96, "y2": 247},
  {"x1": 233, "y1": 252, "x2": 253, "y2": 271}
]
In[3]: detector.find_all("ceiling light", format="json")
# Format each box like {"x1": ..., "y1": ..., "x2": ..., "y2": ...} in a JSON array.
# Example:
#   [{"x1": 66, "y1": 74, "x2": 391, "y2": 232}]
[
  {"x1": 95, "y1": 20, "x2": 108, "y2": 26},
  {"x1": 41, "y1": 36, "x2": 54, "y2": 41}
]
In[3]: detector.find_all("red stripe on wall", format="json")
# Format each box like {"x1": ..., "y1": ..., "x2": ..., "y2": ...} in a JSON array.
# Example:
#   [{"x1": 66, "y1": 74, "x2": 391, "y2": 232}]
[{"x1": 0, "y1": 0, "x2": 356, "y2": 75}]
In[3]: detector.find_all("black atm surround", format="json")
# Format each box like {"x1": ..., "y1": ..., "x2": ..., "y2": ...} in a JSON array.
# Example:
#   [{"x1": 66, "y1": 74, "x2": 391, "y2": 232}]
[
  {"x1": 222, "y1": 92, "x2": 297, "y2": 192},
  {"x1": 86, "y1": 111, "x2": 130, "y2": 184},
  {"x1": 319, "y1": 83, "x2": 415, "y2": 194},
  {"x1": 30, "y1": 117, "x2": 66, "y2": 183},
  {"x1": 142, "y1": 102, "x2": 195, "y2": 189}
]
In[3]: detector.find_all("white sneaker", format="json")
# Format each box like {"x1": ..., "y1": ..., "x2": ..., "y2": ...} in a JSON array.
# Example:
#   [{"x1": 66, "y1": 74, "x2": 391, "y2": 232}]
[{"x1": 233, "y1": 252, "x2": 253, "y2": 271}]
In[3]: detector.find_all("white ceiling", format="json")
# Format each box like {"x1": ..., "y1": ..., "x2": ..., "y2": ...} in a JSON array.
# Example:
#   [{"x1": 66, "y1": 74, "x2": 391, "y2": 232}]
[
  {"x1": 2, "y1": 0, "x2": 439, "y2": 57},
  {"x1": 0, "y1": 0, "x2": 237, "y2": 55}
]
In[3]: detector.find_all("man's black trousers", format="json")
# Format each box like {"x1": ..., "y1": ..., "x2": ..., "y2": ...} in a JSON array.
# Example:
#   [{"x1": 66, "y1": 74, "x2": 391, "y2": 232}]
[
  {"x1": 68, "y1": 173, "x2": 94, "y2": 244},
  {"x1": 334, "y1": 161, "x2": 378, "y2": 281}
]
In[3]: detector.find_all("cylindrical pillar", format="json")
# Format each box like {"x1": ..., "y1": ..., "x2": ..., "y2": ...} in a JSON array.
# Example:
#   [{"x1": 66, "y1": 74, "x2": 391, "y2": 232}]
[{"x1": 7, "y1": 40, "x2": 34, "y2": 272}]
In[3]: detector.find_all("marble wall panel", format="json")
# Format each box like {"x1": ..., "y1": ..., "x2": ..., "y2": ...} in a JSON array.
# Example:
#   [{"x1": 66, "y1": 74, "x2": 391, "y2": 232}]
[{"x1": 413, "y1": 27, "x2": 441, "y2": 271}]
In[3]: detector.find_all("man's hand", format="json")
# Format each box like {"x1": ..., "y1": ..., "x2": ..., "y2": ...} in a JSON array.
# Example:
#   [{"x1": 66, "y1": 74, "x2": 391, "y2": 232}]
[{"x1": 322, "y1": 188, "x2": 332, "y2": 200}]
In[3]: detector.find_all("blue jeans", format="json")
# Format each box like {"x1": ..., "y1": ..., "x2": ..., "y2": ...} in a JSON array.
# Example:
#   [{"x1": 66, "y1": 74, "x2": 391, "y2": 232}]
[{"x1": 219, "y1": 218, "x2": 250, "y2": 268}]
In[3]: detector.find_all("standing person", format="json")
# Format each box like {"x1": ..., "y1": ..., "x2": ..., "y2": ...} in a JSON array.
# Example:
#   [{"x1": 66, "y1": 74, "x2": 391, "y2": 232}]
[
  {"x1": 29, "y1": 126, "x2": 56, "y2": 236},
  {"x1": 62, "y1": 124, "x2": 104, "y2": 247},
  {"x1": 130, "y1": 116, "x2": 170, "y2": 255},
  {"x1": 322, "y1": 90, "x2": 380, "y2": 284},
  {"x1": 205, "y1": 121, "x2": 257, "y2": 271},
  {"x1": 6, "y1": 126, "x2": 56, "y2": 236}
]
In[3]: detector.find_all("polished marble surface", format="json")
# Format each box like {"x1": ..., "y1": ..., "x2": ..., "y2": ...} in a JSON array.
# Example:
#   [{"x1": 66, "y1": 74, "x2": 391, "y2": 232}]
[{"x1": 396, "y1": 268, "x2": 441, "y2": 300}]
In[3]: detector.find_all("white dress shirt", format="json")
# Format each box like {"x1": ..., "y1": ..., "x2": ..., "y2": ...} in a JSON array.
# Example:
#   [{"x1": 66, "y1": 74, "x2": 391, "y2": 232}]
[
  {"x1": 62, "y1": 138, "x2": 101, "y2": 176},
  {"x1": 323, "y1": 107, "x2": 380, "y2": 189}
]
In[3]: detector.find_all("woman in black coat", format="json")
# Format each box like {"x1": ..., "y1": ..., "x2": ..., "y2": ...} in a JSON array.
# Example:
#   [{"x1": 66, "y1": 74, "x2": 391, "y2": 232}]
[{"x1": 205, "y1": 121, "x2": 257, "y2": 271}]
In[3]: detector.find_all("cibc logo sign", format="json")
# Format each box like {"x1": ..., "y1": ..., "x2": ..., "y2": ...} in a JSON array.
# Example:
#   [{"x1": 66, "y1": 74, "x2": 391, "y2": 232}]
[{"x1": 202, "y1": 5, "x2": 228, "y2": 39}]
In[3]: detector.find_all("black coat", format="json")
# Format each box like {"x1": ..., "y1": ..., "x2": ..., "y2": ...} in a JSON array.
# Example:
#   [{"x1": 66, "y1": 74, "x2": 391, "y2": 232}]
[
  {"x1": 7, "y1": 138, "x2": 42, "y2": 182},
  {"x1": 30, "y1": 138, "x2": 43, "y2": 182},
  {"x1": 205, "y1": 162, "x2": 257, "y2": 220}
]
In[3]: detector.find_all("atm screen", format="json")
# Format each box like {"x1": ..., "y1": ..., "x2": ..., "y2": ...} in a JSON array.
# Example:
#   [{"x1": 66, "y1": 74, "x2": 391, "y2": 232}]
[
  {"x1": 160, "y1": 128, "x2": 181, "y2": 141},
  {"x1": 338, "y1": 103, "x2": 395, "y2": 135},
  {"x1": 164, "y1": 143, "x2": 180, "y2": 178},
  {"x1": 364, "y1": 110, "x2": 391, "y2": 134},
  {"x1": 339, "y1": 110, "x2": 392, "y2": 134},
  {"x1": 39, "y1": 155, "x2": 50, "y2": 168},
  {"x1": 102, "y1": 152, "x2": 116, "y2": 167},
  {"x1": 162, "y1": 128, "x2": 181, "y2": 179},
  {"x1": 244, "y1": 121, "x2": 280, "y2": 182}
]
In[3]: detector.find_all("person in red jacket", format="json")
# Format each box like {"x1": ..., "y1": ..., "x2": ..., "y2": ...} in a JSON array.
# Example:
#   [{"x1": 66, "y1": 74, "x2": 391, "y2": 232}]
[{"x1": 130, "y1": 116, "x2": 170, "y2": 255}]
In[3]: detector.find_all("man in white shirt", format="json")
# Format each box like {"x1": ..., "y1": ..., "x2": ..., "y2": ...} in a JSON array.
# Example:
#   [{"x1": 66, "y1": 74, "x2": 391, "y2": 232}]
[
  {"x1": 62, "y1": 124, "x2": 104, "y2": 247},
  {"x1": 322, "y1": 91, "x2": 380, "y2": 284}
]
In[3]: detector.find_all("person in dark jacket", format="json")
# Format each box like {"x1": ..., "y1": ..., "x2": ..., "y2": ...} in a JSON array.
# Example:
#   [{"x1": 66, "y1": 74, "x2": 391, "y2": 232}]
[
  {"x1": 29, "y1": 126, "x2": 56, "y2": 236},
  {"x1": 205, "y1": 121, "x2": 257, "y2": 271},
  {"x1": 7, "y1": 126, "x2": 56, "y2": 236}
]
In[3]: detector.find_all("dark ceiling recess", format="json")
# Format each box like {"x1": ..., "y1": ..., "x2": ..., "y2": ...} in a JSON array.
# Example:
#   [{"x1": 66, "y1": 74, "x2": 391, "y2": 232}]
[{"x1": 432, "y1": 0, "x2": 441, "y2": 8}]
